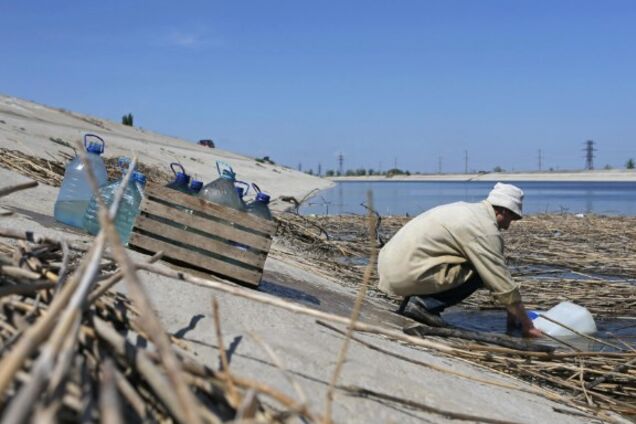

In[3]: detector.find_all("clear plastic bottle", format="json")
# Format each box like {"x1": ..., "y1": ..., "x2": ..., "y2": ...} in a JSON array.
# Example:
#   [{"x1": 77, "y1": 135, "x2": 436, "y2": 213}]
[
  {"x1": 246, "y1": 184, "x2": 273, "y2": 221},
  {"x1": 198, "y1": 161, "x2": 246, "y2": 211},
  {"x1": 83, "y1": 170, "x2": 145, "y2": 244},
  {"x1": 54, "y1": 134, "x2": 108, "y2": 228}
]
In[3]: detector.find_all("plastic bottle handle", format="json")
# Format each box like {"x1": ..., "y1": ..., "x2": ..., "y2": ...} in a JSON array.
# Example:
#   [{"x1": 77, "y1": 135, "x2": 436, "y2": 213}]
[
  {"x1": 216, "y1": 161, "x2": 235, "y2": 178},
  {"x1": 170, "y1": 162, "x2": 186, "y2": 177},
  {"x1": 251, "y1": 182, "x2": 261, "y2": 194},
  {"x1": 235, "y1": 180, "x2": 250, "y2": 196},
  {"x1": 84, "y1": 133, "x2": 105, "y2": 153}
]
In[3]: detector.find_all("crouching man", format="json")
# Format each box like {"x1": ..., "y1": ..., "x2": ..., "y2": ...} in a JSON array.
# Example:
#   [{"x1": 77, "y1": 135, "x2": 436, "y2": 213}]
[{"x1": 378, "y1": 182, "x2": 541, "y2": 337}]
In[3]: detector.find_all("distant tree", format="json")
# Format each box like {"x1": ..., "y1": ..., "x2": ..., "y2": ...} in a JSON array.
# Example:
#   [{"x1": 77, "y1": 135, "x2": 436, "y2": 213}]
[
  {"x1": 385, "y1": 168, "x2": 408, "y2": 177},
  {"x1": 355, "y1": 168, "x2": 367, "y2": 176},
  {"x1": 626, "y1": 158, "x2": 635, "y2": 169},
  {"x1": 345, "y1": 169, "x2": 356, "y2": 176},
  {"x1": 368, "y1": 169, "x2": 375, "y2": 175},
  {"x1": 122, "y1": 113, "x2": 134, "y2": 126},
  {"x1": 604, "y1": 164, "x2": 613, "y2": 170},
  {"x1": 493, "y1": 166, "x2": 504, "y2": 172},
  {"x1": 325, "y1": 169, "x2": 335, "y2": 177},
  {"x1": 306, "y1": 169, "x2": 314, "y2": 175}
]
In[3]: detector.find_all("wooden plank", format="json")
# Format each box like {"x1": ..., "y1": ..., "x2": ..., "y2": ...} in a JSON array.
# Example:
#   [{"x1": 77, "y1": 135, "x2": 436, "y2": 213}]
[
  {"x1": 129, "y1": 233, "x2": 262, "y2": 286},
  {"x1": 139, "y1": 198, "x2": 272, "y2": 252},
  {"x1": 133, "y1": 215, "x2": 266, "y2": 269},
  {"x1": 144, "y1": 184, "x2": 277, "y2": 235}
]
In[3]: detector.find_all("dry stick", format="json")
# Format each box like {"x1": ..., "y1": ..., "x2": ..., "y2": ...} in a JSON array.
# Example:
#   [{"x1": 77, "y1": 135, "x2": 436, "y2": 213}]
[
  {"x1": 99, "y1": 359, "x2": 123, "y2": 424},
  {"x1": 340, "y1": 385, "x2": 525, "y2": 424},
  {"x1": 324, "y1": 191, "x2": 377, "y2": 423},
  {"x1": 247, "y1": 330, "x2": 308, "y2": 406},
  {"x1": 578, "y1": 359, "x2": 594, "y2": 407},
  {"x1": 606, "y1": 333, "x2": 636, "y2": 353},
  {"x1": 0, "y1": 281, "x2": 55, "y2": 298},
  {"x1": 0, "y1": 265, "x2": 43, "y2": 280},
  {"x1": 86, "y1": 251, "x2": 163, "y2": 304},
  {"x1": 112, "y1": 367, "x2": 148, "y2": 420},
  {"x1": 54, "y1": 239, "x2": 70, "y2": 291},
  {"x1": 211, "y1": 297, "x2": 240, "y2": 407},
  {"x1": 135, "y1": 262, "x2": 636, "y2": 361},
  {"x1": 75, "y1": 145, "x2": 203, "y2": 424},
  {"x1": 537, "y1": 313, "x2": 625, "y2": 352},
  {"x1": 0, "y1": 180, "x2": 38, "y2": 198}
]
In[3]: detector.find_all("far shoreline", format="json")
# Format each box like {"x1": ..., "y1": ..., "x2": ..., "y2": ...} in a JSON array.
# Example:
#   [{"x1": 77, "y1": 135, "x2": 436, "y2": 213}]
[{"x1": 327, "y1": 169, "x2": 636, "y2": 183}]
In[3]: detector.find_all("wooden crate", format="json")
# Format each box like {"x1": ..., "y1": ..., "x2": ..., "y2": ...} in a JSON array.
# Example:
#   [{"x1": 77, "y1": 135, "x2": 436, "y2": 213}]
[{"x1": 128, "y1": 184, "x2": 277, "y2": 287}]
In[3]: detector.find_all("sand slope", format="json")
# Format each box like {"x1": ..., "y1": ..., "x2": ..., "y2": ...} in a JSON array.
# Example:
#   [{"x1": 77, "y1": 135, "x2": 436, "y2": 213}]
[{"x1": 0, "y1": 94, "x2": 333, "y2": 211}]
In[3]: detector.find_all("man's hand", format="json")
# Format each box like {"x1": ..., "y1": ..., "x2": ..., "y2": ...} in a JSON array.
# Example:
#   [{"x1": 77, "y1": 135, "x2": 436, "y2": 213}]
[
  {"x1": 506, "y1": 302, "x2": 542, "y2": 338},
  {"x1": 523, "y1": 327, "x2": 543, "y2": 338}
]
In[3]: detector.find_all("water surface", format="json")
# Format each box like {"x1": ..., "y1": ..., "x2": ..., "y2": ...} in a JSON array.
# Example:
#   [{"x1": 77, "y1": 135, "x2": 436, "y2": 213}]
[{"x1": 301, "y1": 181, "x2": 636, "y2": 216}]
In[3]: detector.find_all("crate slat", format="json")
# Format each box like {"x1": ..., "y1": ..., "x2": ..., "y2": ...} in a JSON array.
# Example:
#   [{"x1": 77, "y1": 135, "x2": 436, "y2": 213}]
[{"x1": 129, "y1": 233, "x2": 263, "y2": 286}]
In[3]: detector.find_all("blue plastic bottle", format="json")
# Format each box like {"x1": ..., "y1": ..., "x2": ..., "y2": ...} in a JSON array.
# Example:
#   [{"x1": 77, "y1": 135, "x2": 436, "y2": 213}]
[
  {"x1": 246, "y1": 184, "x2": 273, "y2": 221},
  {"x1": 198, "y1": 162, "x2": 246, "y2": 211},
  {"x1": 166, "y1": 163, "x2": 191, "y2": 194},
  {"x1": 83, "y1": 170, "x2": 145, "y2": 244},
  {"x1": 54, "y1": 134, "x2": 108, "y2": 228}
]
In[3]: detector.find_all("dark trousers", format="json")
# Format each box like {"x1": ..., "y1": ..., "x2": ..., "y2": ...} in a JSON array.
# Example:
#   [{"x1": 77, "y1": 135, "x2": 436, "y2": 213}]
[{"x1": 406, "y1": 273, "x2": 485, "y2": 314}]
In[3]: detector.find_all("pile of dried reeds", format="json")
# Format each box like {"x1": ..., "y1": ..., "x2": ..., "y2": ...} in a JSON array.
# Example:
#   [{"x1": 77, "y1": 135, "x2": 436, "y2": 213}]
[
  {"x1": 0, "y1": 148, "x2": 66, "y2": 187},
  {"x1": 0, "y1": 157, "x2": 318, "y2": 422},
  {"x1": 0, "y1": 146, "x2": 171, "y2": 189},
  {"x1": 506, "y1": 213, "x2": 636, "y2": 277}
]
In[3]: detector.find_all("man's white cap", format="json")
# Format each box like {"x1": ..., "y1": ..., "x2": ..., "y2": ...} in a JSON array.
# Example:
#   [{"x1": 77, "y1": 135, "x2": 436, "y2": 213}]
[{"x1": 486, "y1": 182, "x2": 524, "y2": 219}]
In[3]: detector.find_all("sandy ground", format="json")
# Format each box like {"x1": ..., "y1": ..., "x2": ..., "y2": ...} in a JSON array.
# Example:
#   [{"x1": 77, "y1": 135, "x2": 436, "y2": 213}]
[
  {"x1": 0, "y1": 94, "x2": 333, "y2": 212},
  {"x1": 0, "y1": 95, "x2": 599, "y2": 423},
  {"x1": 330, "y1": 170, "x2": 636, "y2": 182}
]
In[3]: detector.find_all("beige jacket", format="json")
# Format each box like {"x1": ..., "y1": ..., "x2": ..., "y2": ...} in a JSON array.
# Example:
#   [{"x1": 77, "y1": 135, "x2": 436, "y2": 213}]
[{"x1": 377, "y1": 200, "x2": 521, "y2": 306}]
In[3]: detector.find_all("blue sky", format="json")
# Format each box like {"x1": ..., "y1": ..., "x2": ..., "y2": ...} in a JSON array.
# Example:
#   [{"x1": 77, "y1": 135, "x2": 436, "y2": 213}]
[{"x1": 2, "y1": 1, "x2": 636, "y2": 173}]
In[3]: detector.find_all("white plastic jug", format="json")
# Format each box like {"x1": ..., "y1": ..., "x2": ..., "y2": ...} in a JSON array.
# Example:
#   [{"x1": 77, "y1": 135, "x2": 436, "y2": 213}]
[{"x1": 529, "y1": 301, "x2": 597, "y2": 338}]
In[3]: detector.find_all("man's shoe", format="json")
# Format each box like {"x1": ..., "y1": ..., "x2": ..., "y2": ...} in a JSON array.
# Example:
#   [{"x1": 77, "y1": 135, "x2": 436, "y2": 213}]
[{"x1": 400, "y1": 298, "x2": 447, "y2": 328}]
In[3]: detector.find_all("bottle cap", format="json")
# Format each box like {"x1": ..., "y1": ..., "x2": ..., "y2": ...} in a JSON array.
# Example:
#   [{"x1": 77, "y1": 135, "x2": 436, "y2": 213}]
[
  {"x1": 256, "y1": 192, "x2": 270, "y2": 203},
  {"x1": 527, "y1": 311, "x2": 539, "y2": 320},
  {"x1": 190, "y1": 179, "x2": 203, "y2": 192},
  {"x1": 133, "y1": 171, "x2": 147, "y2": 185},
  {"x1": 86, "y1": 142, "x2": 104, "y2": 155}
]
